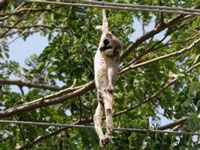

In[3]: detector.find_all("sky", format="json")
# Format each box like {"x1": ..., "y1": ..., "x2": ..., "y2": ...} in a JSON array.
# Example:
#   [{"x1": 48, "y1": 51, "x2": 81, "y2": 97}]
[
  {"x1": 6, "y1": 33, "x2": 48, "y2": 93},
  {"x1": 8, "y1": 33, "x2": 48, "y2": 67}
]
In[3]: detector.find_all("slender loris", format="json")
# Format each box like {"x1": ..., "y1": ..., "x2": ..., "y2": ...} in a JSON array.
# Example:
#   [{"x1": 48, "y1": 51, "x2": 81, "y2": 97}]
[{"x1": 93, "y1": 9, "x2": 121, "y2": 147}]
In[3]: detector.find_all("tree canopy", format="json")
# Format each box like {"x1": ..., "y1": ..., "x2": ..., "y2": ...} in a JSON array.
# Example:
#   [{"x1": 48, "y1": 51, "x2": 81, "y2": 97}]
[{"x1": 0, "y1": 0, "x2": 200, "y2": 149}]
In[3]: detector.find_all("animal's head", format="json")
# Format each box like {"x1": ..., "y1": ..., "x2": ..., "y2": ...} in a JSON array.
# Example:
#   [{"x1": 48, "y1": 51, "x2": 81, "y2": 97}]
[{"x1": 99, "y1": 32, "x2": 121, "y2": 56}]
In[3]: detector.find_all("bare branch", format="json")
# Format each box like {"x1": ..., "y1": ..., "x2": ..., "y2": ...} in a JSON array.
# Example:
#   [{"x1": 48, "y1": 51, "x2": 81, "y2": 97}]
[
  {"x1": 2, "y1": 28, "x2": 42, "y2": 38},
  {"x1": 0, "y1": 79, "x2": 61, "y2": 91},
  {"x1": 120, "y1": 15, "x2": 184, "y2": 60},
  {"x1": 18, "y1": 86, "x2": 25, "y2": 96}
]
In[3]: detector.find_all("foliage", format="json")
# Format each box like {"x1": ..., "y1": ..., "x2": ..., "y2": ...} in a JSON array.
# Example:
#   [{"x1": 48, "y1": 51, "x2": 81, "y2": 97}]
[{"x1": 0, "y1": 0, "x2": 200, "y2": 149}]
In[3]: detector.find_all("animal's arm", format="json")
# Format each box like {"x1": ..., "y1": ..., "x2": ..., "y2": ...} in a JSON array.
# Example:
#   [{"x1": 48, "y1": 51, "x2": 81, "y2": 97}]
[
  {"x1": 107, "y1": 62, "x2": 118, "y2": 92},
  {"x1": 107, "y1": 67, "x2": 115, "y2": 91},
  {"x1": 102, "y1": 9, "x2": 109, "y2": 33}
]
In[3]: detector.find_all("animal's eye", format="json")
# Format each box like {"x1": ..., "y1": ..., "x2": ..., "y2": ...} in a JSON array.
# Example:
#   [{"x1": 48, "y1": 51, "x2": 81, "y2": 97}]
[{"x1": 104, "y1": 39, "x2": 109, "y2": 46}]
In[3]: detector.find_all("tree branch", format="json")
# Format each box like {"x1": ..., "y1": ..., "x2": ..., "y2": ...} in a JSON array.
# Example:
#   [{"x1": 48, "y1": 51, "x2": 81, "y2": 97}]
[
  {"x1": 0, "y1": 17, "x2": 24, "y2": 39},
  {"x1": 121, "y1": 28, "x2": 172, "y2": 69},
  {"x1": 120, "y1": 5, "x2": 200, "y2": 61},
  {"x1": 121, "y1": 18, "x2": 197, "y2": 70},
  {"x1": 158, "y1": 114, "x2": 200, "y2": 130},
  {"x1": 0, "y1": 81, "x2": 95, "y2": 119},
  {"x1": 158, "y1": 116, "x2": 187, "y2": 130},
  {"x1": 0, "y1": 79, "x2": 61, "y2": 91},
  {"x1": 0, "y1": 7, "x2": 57, "y2": 17},
  {"x1": 0, "y1": 25, "x2": 68, "y2": 30},
  {"x1": 120, "y1": 37, "x2": 200, "y2": 74}
]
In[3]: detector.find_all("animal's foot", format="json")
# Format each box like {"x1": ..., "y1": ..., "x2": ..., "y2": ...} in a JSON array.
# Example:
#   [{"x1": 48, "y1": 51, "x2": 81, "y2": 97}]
[
  {"x1": 105, "y1": 133, "x2": 112, "y2": 141},
  {"x1": 99, "y1": 136, "x2": 110, "y2": 147}
]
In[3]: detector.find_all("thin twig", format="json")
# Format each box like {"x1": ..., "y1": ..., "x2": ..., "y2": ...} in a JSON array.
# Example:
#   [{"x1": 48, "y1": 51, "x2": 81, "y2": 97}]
[{"x1": 0, "y1": 18, "x2": 24, "y2": 38}]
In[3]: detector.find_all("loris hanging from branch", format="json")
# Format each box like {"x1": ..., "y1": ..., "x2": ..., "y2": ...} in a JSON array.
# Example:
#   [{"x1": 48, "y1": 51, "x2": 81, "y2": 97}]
[{"x1": 94, "y1": 8, "x2": 121, "y2": 147}]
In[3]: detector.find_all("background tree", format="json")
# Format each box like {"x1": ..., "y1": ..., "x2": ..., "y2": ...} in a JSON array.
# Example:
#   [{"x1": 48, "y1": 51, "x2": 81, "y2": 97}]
[{"x1": 0, "y1": 0, "x2": 200, "y2": 149}]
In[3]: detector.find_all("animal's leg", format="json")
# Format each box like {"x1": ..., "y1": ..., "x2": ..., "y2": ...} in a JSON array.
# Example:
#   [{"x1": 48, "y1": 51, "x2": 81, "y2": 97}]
[
  {"x1": 94, "y1": 102, "x2": 104, "y2": 140},
  {"x1": 103, "y1": 91, "x2": 113, "y2": 142},
  {"x1": 105, "y1": 108, "x2": 113, "y2": 139},
  {"x1": 94, "y1": 91, "x2": 109, "y2": 147}
]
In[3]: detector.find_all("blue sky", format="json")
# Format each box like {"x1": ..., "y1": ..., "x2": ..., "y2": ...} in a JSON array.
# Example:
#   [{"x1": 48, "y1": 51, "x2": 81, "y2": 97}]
[{"x1": 8, "y1": 33, "x2": 48, "y2": 67}]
